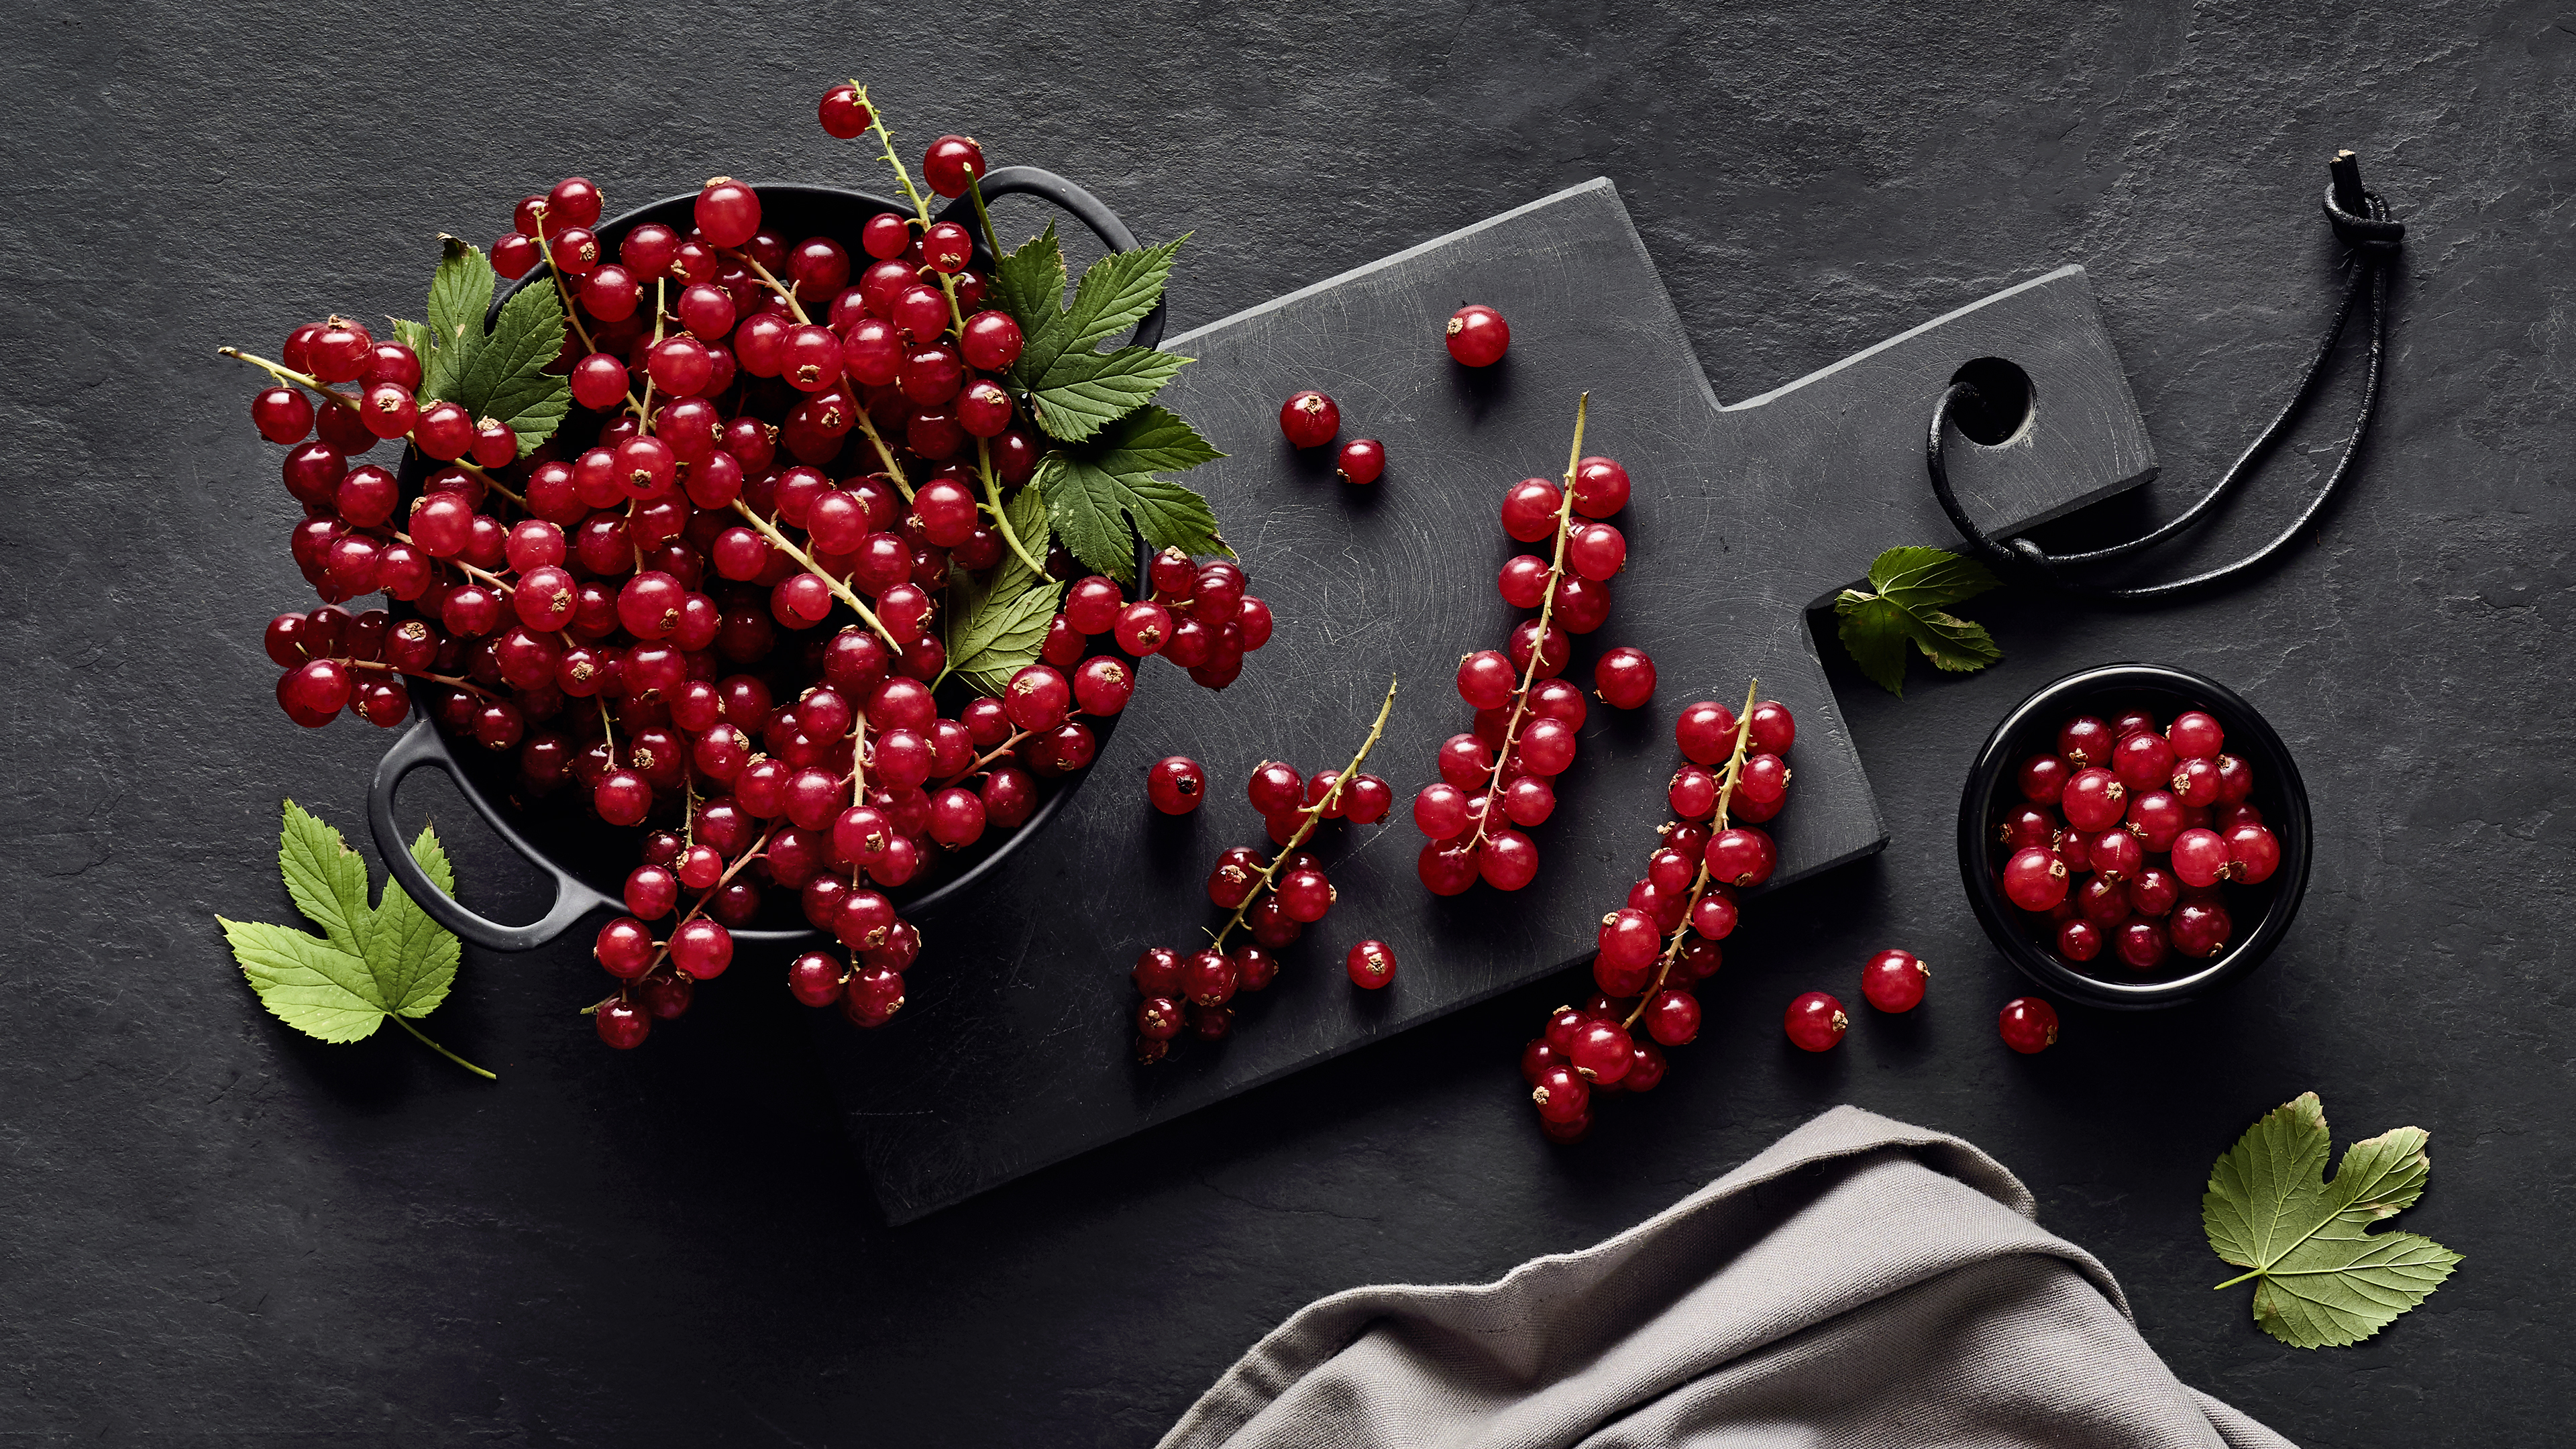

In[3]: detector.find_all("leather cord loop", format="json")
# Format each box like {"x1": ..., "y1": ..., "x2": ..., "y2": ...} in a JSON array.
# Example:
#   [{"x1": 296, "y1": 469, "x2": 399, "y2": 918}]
[{"x1": 1929, "y1": 152, "x2": 2400, "y2": 602}]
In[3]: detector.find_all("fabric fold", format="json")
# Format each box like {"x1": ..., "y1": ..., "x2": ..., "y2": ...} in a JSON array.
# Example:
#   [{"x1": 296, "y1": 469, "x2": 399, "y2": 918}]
[{"x1": 1161, "y1": 1104, "x2": 2291, "y2": 1449}]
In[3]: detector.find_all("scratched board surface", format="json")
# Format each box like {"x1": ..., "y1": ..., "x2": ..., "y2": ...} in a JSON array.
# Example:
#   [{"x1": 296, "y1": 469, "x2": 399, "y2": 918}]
[{"x1": 820, "y1": 178, "x2": 2153, "y2": 1222}]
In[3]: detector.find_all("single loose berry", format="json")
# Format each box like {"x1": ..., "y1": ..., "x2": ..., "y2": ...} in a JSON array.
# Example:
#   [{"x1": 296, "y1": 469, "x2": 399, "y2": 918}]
[
  {"x1": 1998, "y1": 997, "x2": 2058, "y2": 1053},
  {"x1": 1444, "y1": 303, "x2": 1509, "y2": 366},
  {"x1": 922, "y1": 134, "x2": 985, "y2": 197},
  {"x1": 1346, "y1": 939, "x2": 1397, "y2": 989},
  {"x1": 1336, "y1": 437, "x2": 1386, "y2": 484},
  {"x1": 1279, "y1": 390, "x2": 1340, "y2": 448},
  {"x1": 818, "y1": 83, "x2": 871, "y2": 139},
  {"x1": 1784, "y1": 991, "x2": 1849, "y2": 1051},
  {"x1": 1860, "y1": 948, "x2": 1927, "y2": 1012}
]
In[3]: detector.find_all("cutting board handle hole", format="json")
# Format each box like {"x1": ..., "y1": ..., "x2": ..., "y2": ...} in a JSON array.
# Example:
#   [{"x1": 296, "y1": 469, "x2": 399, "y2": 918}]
[{"x1": 1948, "y1": 357, "x2": 2035, "y2": 445}]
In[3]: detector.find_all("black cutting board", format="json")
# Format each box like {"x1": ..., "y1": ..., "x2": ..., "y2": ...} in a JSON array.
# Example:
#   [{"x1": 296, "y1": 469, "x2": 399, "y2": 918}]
[{"x1": 817, "y1": 178, "x2": 2153, "y2": 1222}]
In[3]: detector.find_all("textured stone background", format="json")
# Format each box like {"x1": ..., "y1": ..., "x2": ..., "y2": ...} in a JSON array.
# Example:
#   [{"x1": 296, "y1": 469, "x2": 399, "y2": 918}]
[{"x1": 4, "y1": 1, "x2": 2570, "y2": 1444}]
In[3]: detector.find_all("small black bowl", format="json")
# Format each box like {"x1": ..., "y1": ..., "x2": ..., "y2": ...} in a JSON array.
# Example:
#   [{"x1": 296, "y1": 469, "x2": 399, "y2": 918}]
[{"x1": 1956, "y1": 663, "x2": 2312, "y2": 1009}]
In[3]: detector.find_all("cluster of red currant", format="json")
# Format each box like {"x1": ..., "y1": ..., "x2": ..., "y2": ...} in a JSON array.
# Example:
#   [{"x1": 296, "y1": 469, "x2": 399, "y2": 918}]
[
  {"x1": 1409, "y1": 398, "x2": 1659, "y2": 896},
  {"x1": 234, "y1": 85, "x2": 1253, "y2": 1051},
  {"x1": 1128, "y1": 681, "x2": 1399, "y2": 1061},
  {"x1": 1998, "y1": 706, "x2": 2283, "y2": 971},
  {"x1": 1521, "y1": 684, "x2": 1793, "y2": 1141}
]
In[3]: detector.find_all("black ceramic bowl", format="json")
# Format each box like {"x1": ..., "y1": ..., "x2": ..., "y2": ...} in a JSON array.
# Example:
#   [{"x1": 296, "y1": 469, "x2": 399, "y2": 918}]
[
  {"x1": 368, "y1": 170, "x2": 1159, "y2": 953},
  {"x1": 1957, "y1": 663, "x2": 2311, "y2": 1009}
]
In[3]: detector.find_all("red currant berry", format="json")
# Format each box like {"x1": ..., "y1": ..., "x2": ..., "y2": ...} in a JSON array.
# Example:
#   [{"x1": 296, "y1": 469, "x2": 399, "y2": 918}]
[
  {"x1": 2017, "y1": 754, "x2": 2070, "y2": 806},
  {"x1": 1784, "y1": 991, "x2": 1849, "y2": 1051},
  {"x1": 594, "y1": 998, "x2": 651, "y2": 1049},
  {"x1": 1746, "y1": 700, "x2": 1796, "y2": 755},
  {"x1": 2056, "y1": 714, "x2": 2114, "y2": 768},
  {"x1": 593, "y1": 917, "x2": 657, "y2": 979},
  {"x1": 2169, "y1": 827, "x2": 2232, "y2": 888},
  {"x1": 1643, "y1": 989, "x2": 1701, "y2": 1046},
  {"x1": 2002, "y1": 846, "x2": 2070, "y2": 911},
  {"x1": 1479, "y1": 829, "x2": 1540, "y2": 890},
  {"x1": 1499, "y1": 478, "x2": 1563, "y2": 542},
  {"x1": 1530, "y1": 1062, "x2": 1590, "y2": 1124},
  {"x1": 2114, "y1": 918, "x2": 2170, "y2": 971},
  {"x1": 1417, "y1": 839, "x2": 1479, "y2": 896},
  {"x1": 1279, "y1": 390, "x2": 1339, "y2": 447},
  {"x1": 1998, "y1": 996, "x2": 2058, "y2": 1053},
  {"x1": 2224, "y1": 822, "x2": 2282, "y2": 883},
  {"x1": 817, "y1": 83, "x2": 872, "y2": 139},
  {"x1": 2112, "y1": 729, "x2": 2177, "y2": 794},
  {"x1": 2060, "y1": 767, "x2": 2127, "y2": 832},
  {"x1": 1567, "y1": 1018, "x2": 1635, "y2": 1082},
  {"x1": 1860, "y1": 948, "x2": 1927, "y2": 1012},
  {"x1": 694, "y1": 177, "x2": 761, "y2": 248},
  {"x1": 1591, "y1": 646, "x2": 1655, "y2": 710},
  {"x1": 1705, "y1": 827, "x2": 1774, "y2": 888},
  {"x1": 922, "y1": 134, "x2": 986, "y2": 197},
  {"x1": 922, "y1": 221, "x2": 973, "y2": 274},
  {"x1": 252, "y1": 386, "x2": 315, "y2": 443},
  {"x1": 2128, "y1": 865, "x2": 2180, "y2": 918},
  {"x1": 2167, "y1": 710, "x2": 2225, "y2": 760},
  {"x1": 2171, "y1": 899, "x2": 2234, "y2": 957},
  {"x1": 1346, "y1": 939, "x2": 1397, "y2": 989},
  {"x1": 1456, "y1": 649, "x2": 1517, "y2": 710},
  {"x1": 1674, "y1": 700, "x2": 1739, "y2": 765},
  {"x1": 1570, "y1": 456, "x2": 1630, "y2": 517},
  {"x1": 2056, "y1": 918, "x2": 2104, "y2": 962},
  {"x1": 1444, "y1": 303, "x2": 1509, "y2": 366}
]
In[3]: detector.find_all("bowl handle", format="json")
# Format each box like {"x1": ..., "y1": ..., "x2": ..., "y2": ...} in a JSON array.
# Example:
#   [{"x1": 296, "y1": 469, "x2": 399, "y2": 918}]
[
  {"x1": 942, "y1": 166, "x2": 1167, "y2": 351},
  {"x1": 368, "y1": 719, "x2": 619, "y2": 953}
]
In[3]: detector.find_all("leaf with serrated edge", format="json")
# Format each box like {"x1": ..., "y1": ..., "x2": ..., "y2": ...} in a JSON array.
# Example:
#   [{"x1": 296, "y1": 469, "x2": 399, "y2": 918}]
[
  {"x1": 945, "y1": 568, "x2": 1063, "y2": 696},
  {"x1": 425, "y1": 235, "x2": 495, "y2": 356},
  {"x1": 1868, "y1": 545, "x2": 2002, "y2": 612},
  {"x1": 446, "y1": 280, "x2": 571, "y2": 456},
  {"x1": 223, "y1": 918, "x2": 390, "y2": 1043},
  {"x1": 1030, "y1": 346, "x2": 1191, "y2": 442},
  {"x1": 227, "y1": 804, "x2": 466, "y2": 1045},
  {"x1": 390, "y1": 318, "x2": 435, "y2": 366},
  {"x1": 369, "y1": 826, "x2": 459, "y2": 1018},
  {"x1": 278, "y1": 799, "x2": 373, "y2": 957},
  {"x1": 2203, "y1": 1092, "x2": 2462, "y2": 1348},
  {"x1": 1061, "y1": 235, "x2": 1185, "y2": 353},
  {"x1": 1833, "y1": 591, "x2": 1915, "y2": 696},
  {"x1": 1042, "y1": 453, "x2": 1226, "y2": 582},
  {"x1": 1093, "y1": 405, "x2": 1223, "y2": 474},
  {"x1": 1898, "y1": 608, "x2": 2002, "y2": 673},
  {"x1": 995, "y1": 221, "x2": 1070, "y2": 383}
]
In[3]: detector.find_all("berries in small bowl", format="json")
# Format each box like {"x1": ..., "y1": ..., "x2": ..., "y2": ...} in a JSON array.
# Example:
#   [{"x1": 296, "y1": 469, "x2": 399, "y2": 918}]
[{"x1": 1956, "y1": 663, "x2": 2310, "y2": 1009}]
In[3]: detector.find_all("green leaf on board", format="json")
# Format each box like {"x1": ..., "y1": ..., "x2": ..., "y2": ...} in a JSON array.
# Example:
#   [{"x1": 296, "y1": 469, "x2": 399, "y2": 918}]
[
  {"x1": 1834, "y1": 545, "x2": 2004, "y2": 696},
  {"x1": 2203, "y1": 1092, "x2": 2460, "y2": 1348},
  {"x1": 219, "y1": 800, "x2": 488, "y2": 1078}
]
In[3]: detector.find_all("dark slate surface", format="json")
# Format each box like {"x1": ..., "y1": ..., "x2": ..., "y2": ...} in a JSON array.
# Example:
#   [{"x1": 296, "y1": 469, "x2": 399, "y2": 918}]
[
  {"x1": 5, "y1": 3, "x2": 2572, "y2": 1446},
  {"x1": 826, "y1": 179, "x2": 2155, "y2": 1222}
]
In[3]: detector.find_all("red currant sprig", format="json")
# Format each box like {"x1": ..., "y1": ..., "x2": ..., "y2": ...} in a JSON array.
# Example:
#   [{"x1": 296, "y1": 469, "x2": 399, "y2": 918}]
[
  {"x1": 1130, "y1": 677, "x2": 1399, "y2": 1061},
  {"x1": 1415, "y1": 394, "x2": 1653, "y2": 896},
  {"x1": 1525, "y1": 681, "x2": 1797, "y2": 1143}
]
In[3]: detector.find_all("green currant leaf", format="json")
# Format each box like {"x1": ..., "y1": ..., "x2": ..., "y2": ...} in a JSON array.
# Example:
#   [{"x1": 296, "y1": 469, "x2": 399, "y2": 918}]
[
  {"x1": 2204, "y1": 1093, "x2": 2461, "y2": 1348},
  {"x1": 442, "y1": 278, "x2": 572, "y2": 458},
  {"x1": 1059, "y1": 233, "x2": 1185, "y2": 353},
  {"x1": 425, "y1": 235, "x2": 496, "y2": 358},
  {"x1": 1833, "y1": 546, "x2": 2004, "y2": 696},
  {"x1": 220, "y1": 801, "x2": 484, "y2": 1075},
  {"x1": 1832, "y1": 590, "x2": 1917, "y2": 697},
  {"x1": 943, "y1": 564, "x2": 1063, "y2": 697},
  {"x1": 1037, "y1": 405, "x2": 1230, "y2": 582},
  {"x1": 994, "y1": 221, "x2": 1069, "y2": 379},
  {"x1": 1866, "y1": 545, "x2": 2002, "y2": 612},
  {"x1": 1027, "y1": 345, "x2": 1191, "y2": 443}
]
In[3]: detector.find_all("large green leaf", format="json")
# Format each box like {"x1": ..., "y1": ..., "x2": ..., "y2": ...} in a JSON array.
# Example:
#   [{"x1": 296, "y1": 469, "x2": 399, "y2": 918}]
[
  {"x1": 993, "y1": 221, "x2": 1069, "y2": 373},
  {"x1": 425, "y1": 236, "x2": 495, "y2": 359},
  {"x1": 220, "y1": 802, "x2": 483, "y2": 1073},
  {"x1": 2204, "y1": 1092, "x2": 2461, "y2": 1348},
  {"x1": 943, "y1": 566, "x2": 1063, "y2": 697},
  {"x1": 1060, "y1": 234, "x2": 1185, "y2": 353}
]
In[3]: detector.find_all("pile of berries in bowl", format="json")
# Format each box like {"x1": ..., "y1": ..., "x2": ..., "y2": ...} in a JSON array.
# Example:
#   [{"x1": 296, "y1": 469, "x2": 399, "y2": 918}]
[{"x1": 1955, "y1": 663, "x2": 2311, "y2": 1009}]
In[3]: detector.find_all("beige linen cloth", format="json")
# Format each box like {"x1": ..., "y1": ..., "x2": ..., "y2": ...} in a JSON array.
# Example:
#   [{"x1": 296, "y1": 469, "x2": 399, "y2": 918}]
[{"x1": 1162, "y1": 1105, "x2": 2290, "y2": 1448}]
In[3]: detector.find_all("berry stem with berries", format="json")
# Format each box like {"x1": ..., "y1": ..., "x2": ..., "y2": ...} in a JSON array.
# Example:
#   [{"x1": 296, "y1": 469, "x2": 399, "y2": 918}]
[
  {"x1": 1625, "y1": 679, "x2": 1756, "y2": 1031},
  {"x1": 724, "y1": 499, "x2": 904, "y2": 651},
  {"x1": 1468, "y1": 392, "x2": 1587, "y2": 852},
  {"x1": 216, "y1": 346, "x2": 528, "y2": 506},
  {"x1": 1210, "y1": 675, "x2": 1398, "y2": 951},
  {"x1": 848, "y1": 83, "x2": 968, "y2": 333}
]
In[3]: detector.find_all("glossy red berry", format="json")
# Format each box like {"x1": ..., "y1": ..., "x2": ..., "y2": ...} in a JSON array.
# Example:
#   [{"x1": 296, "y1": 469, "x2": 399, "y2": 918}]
[
  {"x1": 2060, "y1": 767, "x2": 2127, "y2": 832},
  {"x1": 1998, "y1": 996, "x2": 2058, "y2": 1053},
  {"x1": 2171, "y1": 899, "x2": 2234, "y2": 957},
  {"x1": 959, "y1": 311, "x2": 1024, "y2": 372},
  {"x1": 2225, "y1": 822, "x2": 2282, "y2": 883},
  {"x1": 2002, "y1": 846, "x2": 2070, "y2": 911},
  {"x1": 1860, "y1": 948, "x2": 1927, "y2": 1012},
  {"x1": 1784, "y1": 991, "x2": 1849, "y2": 1051},
  {"x1": 2167, "y1": 710, "x2": 2226, "y2": 760},
  {"x1": 1336, "y1": 437, "x2": 1386, "y2": 484},
  {"x1": 922, "y1": 134, "x2": 986, "y2": 197},
  {"x1": 694, "y1": 178, "x2": 761, "y2": 248},
  {"x1": 818, "y1": 83, "x2": 872, "y2": 138},
  {"x1": 1530, "y1": 1062, "x2": 1590, "y2": 1124},
  {"x1": 1444, "y1": 303, "x2": 1509, "y2": 366},
  {"x1": 2018, "y1": 754, "x2": 2070, "y2": 806},
  {"x1": 1593, "y1": 647, "x2": 1656, "y2": 709},
  {"x1": 1570, "y1": 456, "x2": 1630, "y2": 517},
  {"x1": 2115, "y1": 918, "x2": 2171, "y2": 971},
  {"x1": 1346, "y1": 939, "x2": 1397, "y2": 989},
  {"x1": 1674, "y1": 700, "x2": 1739, "y2": 765},
  {"x1": 594, "y1": 998, "x2": 651, "y2": 1049},
  {"x1": 1247, "y1": 760, "x2": 1304, "y2": 816},
  {"x1": 1279, "y1": 390, "x2": 1340, "y2": 448}
]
